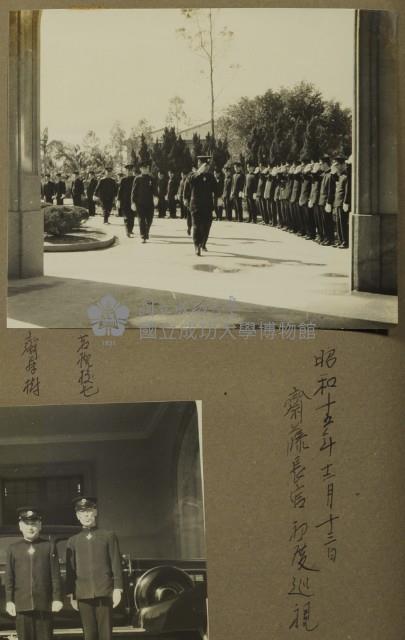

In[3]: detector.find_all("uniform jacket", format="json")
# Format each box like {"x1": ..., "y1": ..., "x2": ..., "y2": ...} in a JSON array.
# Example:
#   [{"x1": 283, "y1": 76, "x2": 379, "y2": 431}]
[
  {"x1": 298, "y1": 174, "x2": 312, "y2": 206},
  {"x1": 183, "y1": 172, "x2": 216, "y2": 215},
  {"x1": 283, "y1": 175, "x2": 293, "y2": 201},
  {"x1": 72, "y1": 178, "x2": 84, "y2": 197},
  {"x1": 131, "y1": 174, "x2": 158, "y2": 209},
  {"x1": 95, "y1": 177, "x2": 117, "y2": 203},
  {"x1": 214, "y1": 173, "x2": 224, "y2": 201},
  {"x1": 318, "y1": 170, "x2": 333, "y2": 207},
  {"x1": 263, "y1": 175, "x2": 272, "y2": 200},
  {"x1": 5, "y1": 537, "x2": 62, "y2": 613},
  {"x1": 55, "y1": 181, "x2": 66, "y2": 199},
  {"x1": 290, "y1": 176, "x2": 302, "y2": 204},
  {"x1": 230, "y1": 172, "x2": 245, "y2": 199},
  {"x1": 309, "y1": 172, "x2": 322, "y2": 206},
  {"x1": 333, "y1": 172, "x2": 348, "y2": 208},
  {"x1": 157, "y1": 176, "x2": 168, "y2": 199},
  {"x1": 244, "y1": 172, "x2": 258, "y2": 198},
  {"x1": 344, "y1": 166, "x2": 352, "y2": 209},
  {"x1": 65, "y1": 528, "x2": 123, "y2": 600},
  {"x1": 42, "y1": 181, "x2": 55, "y2": 200},
  {"x1": 86, "y1": 178, "x2": 98, "y2": 199},
  {"x1": 167, "y1": 176, "x2": 178, "y2": 200},
  {"x1": 117, "y1": 176, "x2": 135, "y2": 210},
  {"x1": 222, "y1": 174, "x2": 233, "y2": 199},
  {"x1": 255, "y1": 173, "x2": 266, "y2": 198}
]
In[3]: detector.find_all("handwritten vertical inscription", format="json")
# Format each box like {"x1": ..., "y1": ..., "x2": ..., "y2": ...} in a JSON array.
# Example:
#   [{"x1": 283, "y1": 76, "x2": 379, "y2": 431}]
[
  {"x1": 77, "y1": 333, "x2": 99, "y2": 398},
  {"x1": 285, "y1": 348, "x2": 338, "y2": 632},
  {"x1": 314, "y1": 349, "x2": 338, "y2": 563},
  {"x1": 22, "y1": 331, "x2": 40, "y2": 396}
]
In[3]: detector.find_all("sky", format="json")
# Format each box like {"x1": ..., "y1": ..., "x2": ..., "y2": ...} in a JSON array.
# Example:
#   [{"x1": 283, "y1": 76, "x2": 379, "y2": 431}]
[{"x1": 40, "y1": 8, "x2": 354, "y2": 145}]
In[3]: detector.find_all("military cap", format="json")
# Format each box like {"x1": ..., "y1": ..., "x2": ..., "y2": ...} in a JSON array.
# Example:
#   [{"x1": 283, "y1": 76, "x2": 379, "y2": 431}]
[
  {"x1": 17, "y1": 507, "x2": 42, "y2": 522},
  {"x1": 233, "y1": 160, "x2": 242, "y2": 167},
  {"x1": 45, "y1": 173, "x2": 51, "y2": 178},
  {"x1": 118, "y1": 172, "x2": 124, "y2": 177},
  {"x1": 124, "y1": 163, "x2": 134, "y2": 169},
  {"x1": 104, "y1": 166, "x2": 113, "y2": 171},
  {"x1": 56, "y1": 172, "x2": 62, "y2": 177},
  {"x1": 73, "y1": 170, "x2": 80, "y2": 174},
  {"x1": 333, "y1": 154, "x2": 346, "y2": 163},
  {"x1": 139, "y1": 159, "x2": 151, "y2": 168},
  {"x1": 73, "y1": 496, "x2": 97, "y2": 511},
  {"x1": 197, "y1": 155, "x2": 212, "y2": 163},
  {"x1": 320, "y1": 154, "x2": 331, "y2": 164}
]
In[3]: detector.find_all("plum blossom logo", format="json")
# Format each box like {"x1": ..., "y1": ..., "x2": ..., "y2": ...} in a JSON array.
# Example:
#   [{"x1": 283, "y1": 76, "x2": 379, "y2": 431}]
[{"x1": 87, "y1": 295, "x2": 129, "y2": 337}]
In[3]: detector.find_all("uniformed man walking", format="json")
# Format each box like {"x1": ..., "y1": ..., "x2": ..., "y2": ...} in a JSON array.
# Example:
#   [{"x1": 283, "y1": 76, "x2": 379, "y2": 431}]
[
  {"x1": 86, "y1": 171, "x2": 98, "y2": 217},
  {"x1": 5, "y1": 507, "x2": 63, "y2": 640},
  {"x1": 183, "y1": 155, "x2": 217, "y2": 256},
  {"x1": 66, "y1": 496, "x2": 123, "y2": 640},
  {"x1": 72, "y1": 171, "x2": 84, "y2": 207},
  {"x1": 130, "y1": 160, "x2": 158, "y2": 243},
  {"x1": 94, "y1": 168, "x2": 117, "y2": 224},
  {"x1": 117, "y1": 164, "x2": 135, "y2": 237},
  {"x1": 42, "y1": 175, "x2": 55, "y2": 204}
]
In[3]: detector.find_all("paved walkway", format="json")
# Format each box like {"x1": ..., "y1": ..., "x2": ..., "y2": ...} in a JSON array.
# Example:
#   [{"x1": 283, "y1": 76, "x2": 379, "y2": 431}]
[{"x1": 8, "y1": 214, "x2": 397, "y2": 330}]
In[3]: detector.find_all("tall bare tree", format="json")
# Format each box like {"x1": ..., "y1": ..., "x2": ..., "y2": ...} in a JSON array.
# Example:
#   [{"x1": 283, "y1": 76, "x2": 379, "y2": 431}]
[
  {"x1": 176, "y1": 9, "x2": 235, "y2": 139},
  {"x1": 166, "y1": 96, "x2": 189, "y2": 134}
]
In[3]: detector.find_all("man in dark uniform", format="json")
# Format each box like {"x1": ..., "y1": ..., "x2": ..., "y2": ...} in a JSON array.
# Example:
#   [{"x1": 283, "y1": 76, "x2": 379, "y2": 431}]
[
  {"x1": 298, "y1": 162, "x2": 314, "y2": 239},
  {"x1": 94, "y1": 168, "x2": 117, "y2": 224},
  {"x1": 167, "y1": 169, "x2": 178, "y2": 219},
  {"x1": 177, "y1": 170, "x2": 188, "y2": 220},
  {"x1": 332, "y1": 155, "x2": 349, "y2": 248},
  {"x1": 230, "y1": 161, "x2": 245, "y2": 222},
  {"x1": 156, "y1": 170, "x2": 168, "y2": 218},
  {"x1": 131, "y1": 160, "x2": 158, "y2": 242},
  {"x1": 213, "y1": 167, "x2": 224, "y2": 220},
  {"x1": 54, "y1": 174, "x2": 66, "y2": 205},
  {"x1": 5, "y1": 507, "x2": 63, "y2": 640},
  {"x1": 289, "y1": 164, "x2": 301, "y2": 234},
  {"x1": 244, "y1": 161, "x2": 258, "y2": 223},
  {"x1": 86, "y1": 171, "x2": 98, "y2": 217},
  {"x1": 222, "y1": 165, "x2": 233, "y2": 221},
  {"x1": 42, "y1": 175, "x2": 55, "y2": 204},
  {"x1": 117, "y1": 164, "x2": 136, "y2": 237},
  {"x1": 116, "y1": 174, "x2": 124, "y2": 216},
  {"x1": 308, "y1": 162, "x2": 323, "y2": 243},
  {"x1": 72, "y1": 171, "x2": 84, "y2": 207},
  {"x1": 183, "y1": 155, "x2": 217, "y2": 256},
  {"x1": 66, "y1": 496, "x2": 123, "y2": 640},
  {"x1": 255, "y1": 162, "x2": 267, "y2": 224},
  {"x1": 319, "y1": 155, "x2": 335, "y2": 246}
]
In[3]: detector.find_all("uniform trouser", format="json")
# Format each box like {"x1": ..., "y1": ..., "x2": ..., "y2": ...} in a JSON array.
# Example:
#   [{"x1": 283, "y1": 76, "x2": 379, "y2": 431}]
[
  {"x1": 233, "y1": 197, "x2": 243, "y2": 222},
  {"x1": 180, "y1": 202, "x2": 187, "y2": 219},
  {"x1": 138, "y1": 206, "x2": 154, "y2": 239},
  {"x1": 192, "y1": 211, "x2": 211, "y2": 248},
  {"x1": 78, "y1": 598, "x2": 112, "y2": 640},
  {"x1": 258, "y1": 197, "x2": 268, "y2": 223},
  {"x1": 306, "y1": 205, "x2": 316, "y2": 239},
  {"x1": 73, "y1": 196, "x2": 82, "y2": 207},
  {"x1": 279, "y1": 200, "x2": 286, "y2": 227},
  {"x1": 263, "y1": 199, "x2": 270, "y2": 224},
  {"x1": 335, "y1": 206, "x2": 349, "y2": 246},
  {"x1": 186, "y1": 207, "x2": 192, "y2": 233},
  {"x1": 45, "y1": 197, "x2": 53, "y2": 204},
  {"x1": 223, "y1": 196, "x2": 233, "y2": 221},
  {"x1": 157, "y1": 198, "x2": 167, "y2": 218},
  {"x1": 322, "y1": 207, "x2": 335, "y2": 244},
  {"x1": 313, "y1": 204, "x2": 324, "y2": 240},
  {"x1": 101, "y1": 200, "x2": 114, "y2": 223},
  {"x1": 270, "y1": 200, "x2": 277, "y2": 226},
  {"x1": 214, "y1": 202, "x2": 223, "y2": 220},
  {"x1": 16, "y1": 611, "x2": 53, "y2": 640},
  {"x1": 246, "y1": 197, "x2": 257, "y2": 223},
  {"x1": 168, "y1": 197, "x2": 177, "y2": 218},
  {"x1": 87, "y1": 198, "x2": 96, "y2": 216},
  {"x1": 56, "y1": 198, "x2": 64, "y2": 206},
  {"x1": 122, "y1": 206, "x2": 135, "y2": 233}
]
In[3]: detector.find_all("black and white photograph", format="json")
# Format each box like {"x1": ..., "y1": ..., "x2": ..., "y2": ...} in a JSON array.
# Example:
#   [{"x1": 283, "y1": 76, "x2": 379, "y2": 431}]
[
  {"x1": 7, "y1": 8, "x2": 398, "y2": 330},
  {"x1": 0, "y1": 401, "x2": 207, "y2": 640}
]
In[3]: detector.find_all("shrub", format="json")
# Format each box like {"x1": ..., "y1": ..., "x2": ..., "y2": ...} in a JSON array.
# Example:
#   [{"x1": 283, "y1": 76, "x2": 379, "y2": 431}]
[{"x1": 44, "y1": 205, "x2": 89, "y2": 237}]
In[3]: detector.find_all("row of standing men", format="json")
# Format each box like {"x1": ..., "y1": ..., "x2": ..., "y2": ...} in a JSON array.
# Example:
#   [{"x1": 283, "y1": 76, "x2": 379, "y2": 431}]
[{"x1": 41, "y1": 152, "x2": 351, "y2": 252}]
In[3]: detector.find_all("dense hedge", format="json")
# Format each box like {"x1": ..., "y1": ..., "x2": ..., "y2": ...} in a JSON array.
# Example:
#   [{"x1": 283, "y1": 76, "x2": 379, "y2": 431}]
[{"x1": 44, "y1": 205, "x2": 89, "y2": 236}]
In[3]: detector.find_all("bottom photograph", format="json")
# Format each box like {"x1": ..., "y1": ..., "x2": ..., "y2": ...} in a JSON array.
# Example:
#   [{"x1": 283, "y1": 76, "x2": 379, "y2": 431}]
[{"x1": 0, "y1": 401, "x2": 207, "y2": 640}]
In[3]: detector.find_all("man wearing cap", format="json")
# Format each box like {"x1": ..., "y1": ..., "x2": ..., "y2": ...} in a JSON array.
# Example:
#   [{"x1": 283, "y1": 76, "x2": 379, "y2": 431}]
[
  {"x1": 5, "y1": 508, "x2": 63, "y2": 640},
  {"x1": 167, "y1": 169, "x2": 178, "y2": 219},
  {"x1": 42, "y1": 175, "x2": 55, "y2": 204},
  {"x1": 244, "y1": 161, "x2": 258, "y2": 224},
  {"x1": 183, "y1": 155, "x2": 217, "y2": 256},
  {"x1": 255, "y1": 162, "x2": 267, "y2": 224},
  {"x1": 332, "y1": 155, "x2": 349, "y2": 248},
  {"x1": 308, "y1": 163, "x2": 324, "y2": 243},
  {"x1": 130, "y1": 160, "x2": 158, "y2": 243},
  {"x1": 66, "y1": 497, "x2": 123, "y2": 640},
  {"x1": 72, "y1": 171, "x2": 84, "y2": 207},
  {"x1": 230, "y1": 161, "x2": 245, "y2": 222},
  {"x1": 213, "y1": 167, "x2": 224, "y2": 221},
  {"x1": 222, "y1": 165, "x2": 233, "y2": 222},
  {"x1": 86, "y1": 171, "x2": 98, "y2": 217},
  {"x1": 94, "y1": 168, "x2": 117, "y2": 224},
  {"x1": 156, "y1": 169, "x2": 168, "y2": 218},
  {"x1": 117, "y1": 164, "x2": 136, "y2": 237},
  {"x1": 54, "y1": 174, "x2": 66, "y2": 206}
]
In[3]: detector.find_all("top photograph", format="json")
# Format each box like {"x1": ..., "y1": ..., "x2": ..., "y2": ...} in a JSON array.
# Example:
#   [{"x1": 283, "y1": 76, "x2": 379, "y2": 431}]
[{"x1": 6, "y1": 8, "x2": 398, "y2": 331}]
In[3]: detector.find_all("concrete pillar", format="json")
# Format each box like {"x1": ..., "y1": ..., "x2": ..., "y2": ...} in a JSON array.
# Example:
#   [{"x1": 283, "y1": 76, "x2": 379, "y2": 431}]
[
  {"x1": 8, "y1": 11, "x2": 43, "y2": 278},
  {"x1": 352, "y1": 10, "x2": 398, "y2": 294}
]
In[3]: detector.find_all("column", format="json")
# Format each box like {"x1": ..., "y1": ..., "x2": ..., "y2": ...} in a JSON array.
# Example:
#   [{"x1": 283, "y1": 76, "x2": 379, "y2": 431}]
[
  {"x1": 8, "y1": 10, "x2": 43, "y2": 279},
  {"x1": 352, "y1": 10, "x2": 398, "y2": 294}
]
